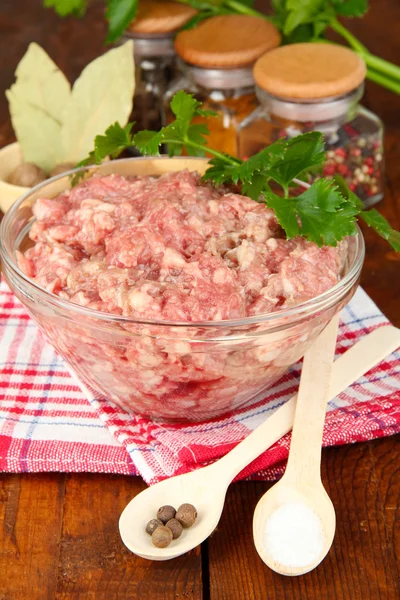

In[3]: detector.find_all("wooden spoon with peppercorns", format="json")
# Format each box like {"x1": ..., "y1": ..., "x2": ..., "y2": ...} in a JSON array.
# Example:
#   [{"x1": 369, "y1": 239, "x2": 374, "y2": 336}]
[{"x1": 118, "y1": 325, "x2": 400, "y2": 561}]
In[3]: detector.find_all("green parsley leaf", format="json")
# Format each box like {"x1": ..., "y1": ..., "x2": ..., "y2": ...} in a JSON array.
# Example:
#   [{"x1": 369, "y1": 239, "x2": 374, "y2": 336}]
[
  {"x1": 333, "y1": 174, "x2": 364, "y2": 210},
  {"x1": 235, "y1": 139, "x2": 287, "y2": 183},
  {"x1": 264, "y1": 193, "x2": 300, "y2": 238},
  {"x1": 170, "y1": 91, "x2": 200, "y2": 124},
  {"x1": 283, "y1": 1, "x2": 317, "y2": 36},
  {"x1": 202, "y1": 156, "x2": 242, "y2": 185},
  {"x1": 267, "y1": 132, "x2": 326, "y2": 190},
  {"x1": 332, "y1": 0, "x2": 368, "y2": 17},
  {"x1": 296, "y1": 179, "x2": 359, "y2": 245},
  {"x1": 105, "y1": 0, "x2": 138, "y2": 44},
  {"x1": 270, "y1": 0, "x2": 368, "y2": 43},
  {"x1": 242, "y1": 173, "x2": 270, "y2": 201},
  {"x1": 266, "y1": 179, "x2": 359, "y2": 246},
  {"x1": 131, "y1": 92, "x2": 217, "y2": 157},
  {"x1": 185, "y1": 124, "x2": 210, "y2": 155},
  {"x1": 71, "y1": 122, "x2": 134, "y2": 185},
  {"x1": 132, "y1": 130, "x2": 164, "y2": 156},
  {"x1": 43, "y1": 0, "x2": 87, "y2": 17},
  {"x1": 169, "y1": 91, "x2": 216, "y2": 140},
  {"x1": 93, "y1": 122, "x2": 134, "y2": 160},
  {"x1": 76, "y1": 122, "x2": 134, "y2": 165},
  {"x1": 75, "y1": 150, "x2": 96, "y2": 169},
  {"x1": 360, "y1": 209, "x2": 400, "y2": 252}
]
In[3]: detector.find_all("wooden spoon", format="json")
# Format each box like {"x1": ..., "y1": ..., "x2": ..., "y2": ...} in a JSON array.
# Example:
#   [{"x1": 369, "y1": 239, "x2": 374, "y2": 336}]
[
  {"x1": 252, "y1": 316, "x2": 339, "y2": 575},
  {"x1": 118, "y1": 324, "x2": 400, "y2": 561}
]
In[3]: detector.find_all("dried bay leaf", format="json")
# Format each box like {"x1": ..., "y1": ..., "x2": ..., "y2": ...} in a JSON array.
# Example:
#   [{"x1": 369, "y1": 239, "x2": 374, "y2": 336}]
[
  {"x1": 5, "y1": 42, "x2": 71, "y2": 172},
  {"x1": 61, "y1": 41, "x2": 135, "y2": 163}
]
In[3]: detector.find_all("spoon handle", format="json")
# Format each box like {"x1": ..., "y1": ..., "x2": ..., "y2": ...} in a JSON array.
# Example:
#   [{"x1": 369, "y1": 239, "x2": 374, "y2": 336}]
[
  {"x1": 211, "y1": 324, "x2": 400, "y2": 485},
  {"x1": 284, "y1": 315, "x2": 339, "y2": 486}
]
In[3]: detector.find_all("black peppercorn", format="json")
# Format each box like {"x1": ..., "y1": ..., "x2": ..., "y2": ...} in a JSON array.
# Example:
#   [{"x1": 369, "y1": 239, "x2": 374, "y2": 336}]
[
  {"x1": 157, "y1": 505, "x2": 176, "y2": 524},
  {"x1": 145, "y1": 518, "x2": 163, "y2": 535},
  {"x1": 175, "y1": 503, "x2": 197, "y2": 528},
  {"x1": 166, "y1": 518, "x2": 183, "y2": 539},
  {"x1": 152, "y1": 525, "x2": 173, "y2": 548}
]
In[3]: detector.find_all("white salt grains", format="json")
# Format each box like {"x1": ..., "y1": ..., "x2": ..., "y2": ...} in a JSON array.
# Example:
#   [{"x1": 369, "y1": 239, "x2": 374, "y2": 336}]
[{"x1": 263, "y1": 502, "x2": 325, "y2": 569}]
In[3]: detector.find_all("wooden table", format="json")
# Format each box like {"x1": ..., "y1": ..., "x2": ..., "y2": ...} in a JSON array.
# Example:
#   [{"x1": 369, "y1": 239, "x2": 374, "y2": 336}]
[{"x1": 0, "y1": 1, "x2": 399, "y2": 598}]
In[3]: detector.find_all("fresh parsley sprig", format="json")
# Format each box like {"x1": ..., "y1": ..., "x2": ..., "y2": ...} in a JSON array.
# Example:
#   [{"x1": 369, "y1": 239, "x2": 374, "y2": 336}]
[{"x1": 76, "y1": 91, "x2": 400, "y2": 252}]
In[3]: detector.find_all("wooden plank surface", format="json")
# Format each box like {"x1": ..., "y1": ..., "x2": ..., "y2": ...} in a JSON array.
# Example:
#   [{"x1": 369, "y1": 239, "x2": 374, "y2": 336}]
[
  {"x1": 0, "y1": 474, "x2": 66, "y2": 600},
  {"x1": 55, "y1": 475, "x2": 202, "y2": 600},
  {"x1": 208, "y1": 438, "x2": 400, "y2": 600},
  {"x1": 0, "y1": 474, "x2": 203, "y2": 600},
  {"x1": 0, "y1": 1, "x2": 399, "y2": 599}
]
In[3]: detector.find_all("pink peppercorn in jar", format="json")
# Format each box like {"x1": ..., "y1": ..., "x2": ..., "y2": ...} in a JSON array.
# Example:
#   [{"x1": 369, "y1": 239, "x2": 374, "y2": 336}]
[{"x1": 237, "y1": 43, "x2": 384, "y2": 207}]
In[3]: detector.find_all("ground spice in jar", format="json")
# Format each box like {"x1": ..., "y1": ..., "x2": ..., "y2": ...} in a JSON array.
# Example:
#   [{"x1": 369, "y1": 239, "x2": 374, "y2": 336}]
[
  {"x1": 263, "y1": 502, "x2": 325, "y2": 569},
  {"x1": 164, "y1": 15, "x2": 281, "y2": 156},
  {"x1": 238, "y1": 43, "x2": 384, "y2": 207}
]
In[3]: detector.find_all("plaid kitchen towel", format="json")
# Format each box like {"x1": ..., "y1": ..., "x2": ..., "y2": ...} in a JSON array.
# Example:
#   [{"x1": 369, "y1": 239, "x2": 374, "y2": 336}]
[{"x1": 0, "y1": 280, "x2": 399, "y2": 483}]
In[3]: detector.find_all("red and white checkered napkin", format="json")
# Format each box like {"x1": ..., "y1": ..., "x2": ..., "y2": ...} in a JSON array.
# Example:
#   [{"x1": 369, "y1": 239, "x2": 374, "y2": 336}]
[{"x1": 0, "y1": 280, "x2": 399, "y2": 484}]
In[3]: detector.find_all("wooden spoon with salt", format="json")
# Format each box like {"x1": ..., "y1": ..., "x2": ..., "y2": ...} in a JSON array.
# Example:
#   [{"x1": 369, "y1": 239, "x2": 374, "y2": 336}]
[{"x1": 253, "y1": 315, "x2": 340, "y2": 576}]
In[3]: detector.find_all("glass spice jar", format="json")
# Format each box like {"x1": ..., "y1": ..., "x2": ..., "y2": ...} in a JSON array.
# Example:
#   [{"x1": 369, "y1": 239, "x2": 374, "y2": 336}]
[
  {"x1": 121, "y1": 0, "x2": 197, "y2": 134},
  {"x1": 164, "y1": 15, "x2": 281, "y2": 157},
  {"x1": 238, "y1": 43, "x2": 384, "y2": 207}
]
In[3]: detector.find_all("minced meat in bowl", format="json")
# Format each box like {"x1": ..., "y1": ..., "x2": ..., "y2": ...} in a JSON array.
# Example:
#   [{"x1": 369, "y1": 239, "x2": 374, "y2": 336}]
[{"x1": 0, "y1": 157, "x2": 364, "y2": 422}]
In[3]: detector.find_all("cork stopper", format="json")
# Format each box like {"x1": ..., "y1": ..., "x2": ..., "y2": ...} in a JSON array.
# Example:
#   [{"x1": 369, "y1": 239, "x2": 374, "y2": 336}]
[
  {"x1": 254, "y1": 43, "x2": 366, "y2": 99},
  {"x1": 128, "y1": 0, "x2": 197, "y2": 35},
  {"x1": 175, "y1": 15, "x2": 281, "y2": 69}
]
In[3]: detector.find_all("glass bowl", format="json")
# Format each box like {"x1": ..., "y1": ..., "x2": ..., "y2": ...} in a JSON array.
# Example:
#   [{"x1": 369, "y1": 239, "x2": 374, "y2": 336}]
[{"x1": 0, "y1": 157, "x2": 365, "y2": 422}]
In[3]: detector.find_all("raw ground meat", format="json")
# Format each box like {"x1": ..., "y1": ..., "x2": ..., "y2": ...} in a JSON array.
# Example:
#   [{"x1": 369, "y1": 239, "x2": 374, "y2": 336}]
[
  {"x1": 17, "y1": 170, "x2": 349, "y2": 421},
  {"x1": 20, "y1": 170, "x2": 345, "y2": 320}
]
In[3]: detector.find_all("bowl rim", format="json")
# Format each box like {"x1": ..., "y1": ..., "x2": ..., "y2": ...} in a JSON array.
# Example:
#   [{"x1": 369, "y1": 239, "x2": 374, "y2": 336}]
[{"x1": 0, "y1": 156, "x2": 365, "y2": 329}]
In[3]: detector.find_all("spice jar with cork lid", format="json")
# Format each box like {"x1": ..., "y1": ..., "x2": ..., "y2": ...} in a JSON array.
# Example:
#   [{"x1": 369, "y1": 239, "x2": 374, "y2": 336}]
[
  {"x1": 164, "y1": 15, "x2": 281, "y2": 156},
  {"x1": 121, "y1": 0, "x2": 197, "y2": 132},
  {"x1": 238, "y1": 43, "x2": 384, "y2": 207}
]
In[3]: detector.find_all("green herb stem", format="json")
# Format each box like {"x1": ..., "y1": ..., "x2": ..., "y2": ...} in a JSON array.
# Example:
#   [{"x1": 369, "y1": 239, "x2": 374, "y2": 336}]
[
  {"x1": 330, "y1": 18, "x2": 368, "y2": 54},
  {"x1": 366, "y1": 68, "x2": 400, "y2": 94},
  {"x1": 363, "y1": 53, "x2": 400, "y2": 82},
  {"x1": 224, "y1": 0, "x2": 266, "y2": 18},
  {"x1": 330, "y1": 18, "x2": 400, "y2": 85},
  {"x1": 163, "y1": 138, "x2": 240, "y2": 165},
  {"x1": 175, "y1": 0, "x2": 270, "y2": 20}
]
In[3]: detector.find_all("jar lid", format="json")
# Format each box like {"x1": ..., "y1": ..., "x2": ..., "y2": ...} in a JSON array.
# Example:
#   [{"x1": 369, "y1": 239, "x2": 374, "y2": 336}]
[
  {"x1": 254, "y1": 43, "x2": 366, "y2": 99},
  {"x1": 128, "y1": 0, "x2": 197, "y2": 35},
  {"x1": 175, "y1": 15, "x2": 281, "y2": 69}
]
